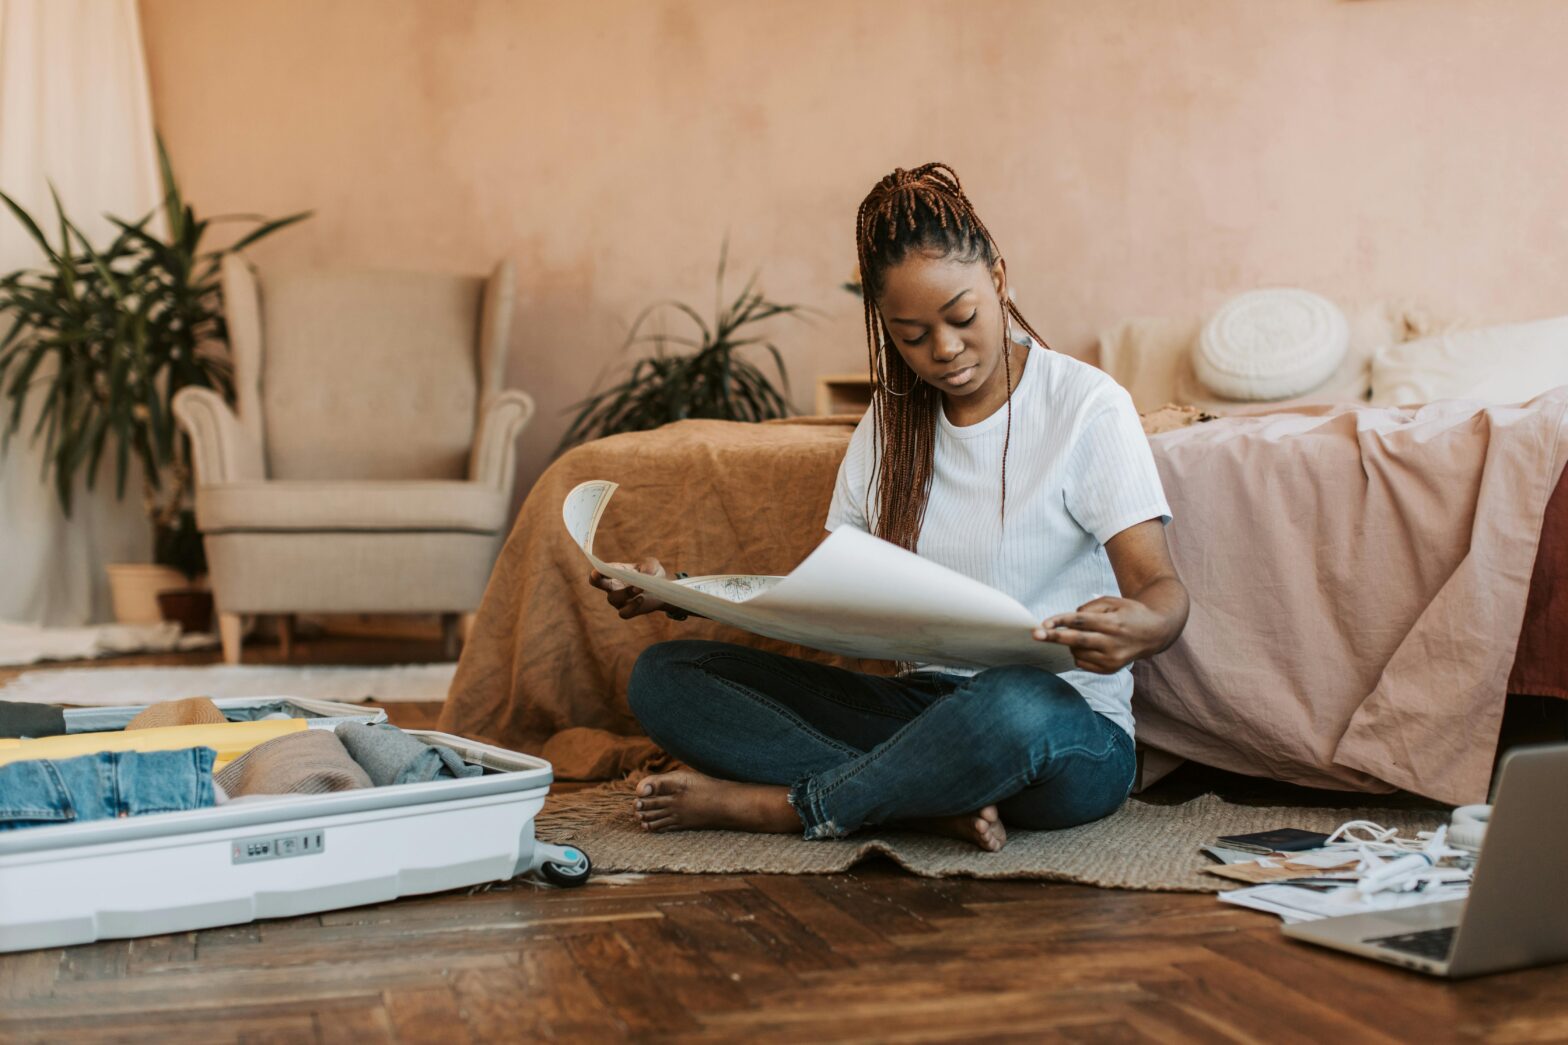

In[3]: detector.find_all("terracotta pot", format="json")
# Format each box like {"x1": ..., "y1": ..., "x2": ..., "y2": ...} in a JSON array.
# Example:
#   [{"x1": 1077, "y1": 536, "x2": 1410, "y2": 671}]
[
  {"x1": 157, "y1": 588, "x2": 215, "y2": 635},
  {"x1": 105, "y1": 563, "x2": 193, "y2": 624}
]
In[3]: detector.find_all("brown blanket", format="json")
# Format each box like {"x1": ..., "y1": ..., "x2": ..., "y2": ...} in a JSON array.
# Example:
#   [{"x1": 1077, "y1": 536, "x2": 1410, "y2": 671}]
[
  {"x1": 441, "y1": 395, "x2": 1568, "y2": 802},
  {"x1": 1132, "y1": 390, "x2": 1568, "y2": 804},
  {"x1": 439, "y1": 419, "x2": 887, "y2": 774}
]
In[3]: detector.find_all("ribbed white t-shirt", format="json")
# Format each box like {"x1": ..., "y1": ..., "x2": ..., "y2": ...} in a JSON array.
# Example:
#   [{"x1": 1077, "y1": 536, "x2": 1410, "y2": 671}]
[{"x1": 824, "y1": 338, "x2": 1171, "y2": 737}]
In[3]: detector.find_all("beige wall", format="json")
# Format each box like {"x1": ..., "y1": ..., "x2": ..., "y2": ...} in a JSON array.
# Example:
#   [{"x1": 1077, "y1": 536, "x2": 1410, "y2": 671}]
[{"x1": 139, "y1": 0, "x2": 1568, "y2": 493}]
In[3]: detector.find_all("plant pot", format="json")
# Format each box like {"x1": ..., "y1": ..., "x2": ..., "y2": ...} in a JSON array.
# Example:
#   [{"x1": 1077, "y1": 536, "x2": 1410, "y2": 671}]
[
  {"x1": 156, "y1": 588, "x2": 214, "y2": 635},
  {"x1": 105, "y1": 563, "x2": 191, "y2": 625}
]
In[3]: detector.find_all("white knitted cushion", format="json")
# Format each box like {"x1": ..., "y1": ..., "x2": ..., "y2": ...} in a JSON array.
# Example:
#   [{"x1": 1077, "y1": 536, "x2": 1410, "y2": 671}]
[{"x1": 1195, "y1": 289, "x2": 1350, "y2": 401}]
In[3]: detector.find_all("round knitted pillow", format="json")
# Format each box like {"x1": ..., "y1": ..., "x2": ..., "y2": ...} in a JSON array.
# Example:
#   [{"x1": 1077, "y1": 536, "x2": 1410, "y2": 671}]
[{"x1": 1194, "y1": 289, "x2": 1349, "y2": 401}]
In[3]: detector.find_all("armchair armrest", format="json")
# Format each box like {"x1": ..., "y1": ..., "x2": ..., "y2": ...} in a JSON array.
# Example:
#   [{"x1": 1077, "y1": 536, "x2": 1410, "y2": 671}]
[
  {"x1": 173, "y1": 386, "x2": 265, "y2": 485},
  {"x1": 470, "y1": 389, "x2": 536, "y2": 494}
]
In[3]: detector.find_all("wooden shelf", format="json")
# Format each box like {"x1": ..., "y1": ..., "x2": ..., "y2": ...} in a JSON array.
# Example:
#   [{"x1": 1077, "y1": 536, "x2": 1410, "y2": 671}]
[{"x1": 814, "y1": 372, "x2": 873, "y2": 416}]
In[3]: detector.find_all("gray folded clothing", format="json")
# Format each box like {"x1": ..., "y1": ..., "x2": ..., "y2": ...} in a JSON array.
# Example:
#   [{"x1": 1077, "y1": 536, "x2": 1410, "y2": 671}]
[
  {"x1": 1, "y1": 700, "x2": 66, "y2": 739},
  {"x1": 334, "y1": 722, "x2": 482, "y2": 787},
  {"x1": 216, "y1": 729, "x2": 373, "y2": 798}
]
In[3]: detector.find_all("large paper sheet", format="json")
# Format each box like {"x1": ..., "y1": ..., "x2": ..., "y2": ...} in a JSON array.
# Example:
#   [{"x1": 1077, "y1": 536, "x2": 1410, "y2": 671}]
[{"x1": 563, "y1": 480, "x2": 1074, "y2": 672}]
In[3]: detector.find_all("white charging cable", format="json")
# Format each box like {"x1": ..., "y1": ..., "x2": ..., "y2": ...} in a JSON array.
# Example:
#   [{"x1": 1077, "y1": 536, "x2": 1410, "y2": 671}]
[
  {"x1": 1324, "y1": 819, "x2": 1427, "y2": 854},
  {"x1": 1321, "y1": 819, "x2": 1469, "y2": 895}
]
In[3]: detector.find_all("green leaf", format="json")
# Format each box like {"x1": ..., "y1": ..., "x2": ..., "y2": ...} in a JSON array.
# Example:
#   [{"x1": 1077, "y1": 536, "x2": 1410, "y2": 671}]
[
  {"x1": 762, "y1": 341, "x2": 792, "y2": 397},
  {"x1": 157, "y1": 134, "x2": 185, "y2": 245},
  {"x1": 226, "y1": 210, "x2": 312, "y2": 254},
  {"x1": 82, "y1": 408, "x2": 111, "y2": 489},
  {"x1": 64, "y1": 214, "x2": 128, "y2": 303},
  {"x1": 0, "y1": 190, "x2": 60, "y2": 261},
  {"x1": 111, "y1": 407, "x2": 131, "y2": 501}
]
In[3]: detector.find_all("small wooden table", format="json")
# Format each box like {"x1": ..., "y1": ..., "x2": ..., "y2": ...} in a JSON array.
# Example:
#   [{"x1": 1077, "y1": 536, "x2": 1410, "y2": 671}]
[{"x1": 814, "y1": 373, "x2": 873, "y2": 416}]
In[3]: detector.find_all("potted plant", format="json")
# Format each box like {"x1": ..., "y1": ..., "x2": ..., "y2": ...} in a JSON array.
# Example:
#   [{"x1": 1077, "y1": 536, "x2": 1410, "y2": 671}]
[
  {"x1": 0, "y1": 141, "x2": 308, "y2": 627},
  {"x1": 557, "y1": 243, "x2": 807, "y2": 452}
]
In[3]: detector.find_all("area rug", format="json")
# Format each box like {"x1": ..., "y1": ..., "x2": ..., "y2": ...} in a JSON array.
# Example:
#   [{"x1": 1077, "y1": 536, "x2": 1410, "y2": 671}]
[
  {"x1": 0, "y1": 663, "x2": 455, "y2": 706},
  {"x1": 0, "y1": 620, "x2": 217, "y2": 667},
  {"x1": 537, "y1": 783, "x2": 1445, "y2": 891}
]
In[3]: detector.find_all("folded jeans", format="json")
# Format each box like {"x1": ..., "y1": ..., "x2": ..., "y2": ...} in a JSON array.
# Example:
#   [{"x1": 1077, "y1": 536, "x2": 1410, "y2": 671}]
[{"x1": 0, "y1": 747, "x2": 217, "y2": 832}]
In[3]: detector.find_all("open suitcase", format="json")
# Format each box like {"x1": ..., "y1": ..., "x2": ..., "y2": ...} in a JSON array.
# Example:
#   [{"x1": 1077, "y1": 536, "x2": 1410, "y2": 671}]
[{"x1": 0, "y1": 696, "x2": 589, "y2": 953}]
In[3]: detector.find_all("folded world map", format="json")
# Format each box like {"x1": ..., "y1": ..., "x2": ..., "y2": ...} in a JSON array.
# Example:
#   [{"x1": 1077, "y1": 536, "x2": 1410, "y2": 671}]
[{"x1": 563, "y1": 480, "x2": 1074, "y2": 672}]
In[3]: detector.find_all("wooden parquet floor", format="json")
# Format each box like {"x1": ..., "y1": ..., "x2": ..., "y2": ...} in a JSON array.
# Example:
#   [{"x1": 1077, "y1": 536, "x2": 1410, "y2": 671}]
[
  {"x1": 3, "y1": 641, "x2": 1567, "y2": 1042},
  {"x1": 6, "y1": 862, "x2": 1568, "y2": 1043}
]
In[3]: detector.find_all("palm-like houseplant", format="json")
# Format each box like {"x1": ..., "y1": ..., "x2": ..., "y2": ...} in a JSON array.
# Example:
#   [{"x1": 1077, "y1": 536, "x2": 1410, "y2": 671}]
[
  {"x1": 0, "y1": 141, "x2": 308, "y2": 614},
  {"x1": 557, "y1": 244, "x2": 806, "y2": 452}
]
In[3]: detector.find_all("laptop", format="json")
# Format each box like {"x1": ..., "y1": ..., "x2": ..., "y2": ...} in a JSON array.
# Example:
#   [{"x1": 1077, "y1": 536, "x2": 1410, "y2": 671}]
[{"x1": 1282, "y1": 742, "x2": 1568, "y2": 978}]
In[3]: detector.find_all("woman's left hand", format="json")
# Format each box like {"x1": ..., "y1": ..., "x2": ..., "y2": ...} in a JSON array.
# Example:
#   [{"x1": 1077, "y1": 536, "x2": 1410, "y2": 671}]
[{"x1": 1033, "y1": 596, "x2": 1167, "y2": 674}]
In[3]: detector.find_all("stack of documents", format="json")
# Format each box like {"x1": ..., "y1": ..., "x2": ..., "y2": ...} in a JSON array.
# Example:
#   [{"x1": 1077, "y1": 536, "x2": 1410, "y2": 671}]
[
  {"x1": 1203, "y1": 838, "x2": 1472, "y2": 924},
  {"x1": 1219, "y1": 872, "x2": 1471, "y2": 924}
]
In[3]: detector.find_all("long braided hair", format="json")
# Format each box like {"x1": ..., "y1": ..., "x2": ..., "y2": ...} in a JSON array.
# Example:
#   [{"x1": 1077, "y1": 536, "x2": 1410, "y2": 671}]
[{"x1": 854, "y1": 162, "x2": 1050, "y2": 552}]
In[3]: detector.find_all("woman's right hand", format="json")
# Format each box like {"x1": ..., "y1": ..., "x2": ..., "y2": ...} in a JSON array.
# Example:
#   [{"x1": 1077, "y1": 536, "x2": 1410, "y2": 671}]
[{"x1": 589, "y1": 559, "x2": 670, "y2": 619}]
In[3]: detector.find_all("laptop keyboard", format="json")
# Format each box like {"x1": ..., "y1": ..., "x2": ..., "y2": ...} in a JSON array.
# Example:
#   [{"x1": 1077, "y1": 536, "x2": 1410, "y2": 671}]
[{"x1": 1365, "y1": 926, "x2": 1456, "y2": 962}]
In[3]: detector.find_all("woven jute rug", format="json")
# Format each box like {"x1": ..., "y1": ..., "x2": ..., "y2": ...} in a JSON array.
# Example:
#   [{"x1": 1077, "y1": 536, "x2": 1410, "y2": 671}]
[{"x1": 538, "y1": 783, "x2": 1445, "y2": 892}]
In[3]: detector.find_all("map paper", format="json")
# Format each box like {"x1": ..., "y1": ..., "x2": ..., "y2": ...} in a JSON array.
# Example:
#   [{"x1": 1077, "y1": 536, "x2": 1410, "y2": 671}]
[{"x1": 564, "y1": 480, "x2": 1074, "y2": 672}]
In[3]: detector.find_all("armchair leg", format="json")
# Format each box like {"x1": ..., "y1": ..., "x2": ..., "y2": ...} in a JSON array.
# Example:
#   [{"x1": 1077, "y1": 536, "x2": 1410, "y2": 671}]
[
  {"x1": 278, "y1": 614, "x2": 296, "y2": 660},
  {"x1": 219, "y1": 613, "x2": 244, "y2": 665},
  {"x1": 440, "y1": 613, "x2": 462, "y2": 660}
]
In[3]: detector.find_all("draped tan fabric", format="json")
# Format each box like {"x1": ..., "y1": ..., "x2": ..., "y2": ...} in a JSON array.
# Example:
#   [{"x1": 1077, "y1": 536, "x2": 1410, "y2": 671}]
[{"x1": 439, "y1": 419, "x2": 886, "y2": 752}]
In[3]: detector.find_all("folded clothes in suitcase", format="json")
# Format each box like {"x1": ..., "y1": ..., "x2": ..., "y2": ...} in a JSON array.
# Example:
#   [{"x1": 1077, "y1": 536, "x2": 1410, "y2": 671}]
[{"x1": 0, "y1": 696, "x2": 587, "y2": 953}]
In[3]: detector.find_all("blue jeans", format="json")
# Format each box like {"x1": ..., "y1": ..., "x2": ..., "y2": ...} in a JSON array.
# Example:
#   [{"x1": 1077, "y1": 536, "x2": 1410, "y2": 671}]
[
  {"x1": 628, "y1": 640, "x2": 1136, "y2": 839},
  {"x1": 0, "y1": 748, "x2": 217, "y2": 832}
]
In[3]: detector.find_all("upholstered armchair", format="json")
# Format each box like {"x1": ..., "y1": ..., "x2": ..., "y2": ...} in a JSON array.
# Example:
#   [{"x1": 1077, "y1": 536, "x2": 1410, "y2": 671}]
[{"x1": 173, "y1": 257, "x2": 535, "y2": 664}]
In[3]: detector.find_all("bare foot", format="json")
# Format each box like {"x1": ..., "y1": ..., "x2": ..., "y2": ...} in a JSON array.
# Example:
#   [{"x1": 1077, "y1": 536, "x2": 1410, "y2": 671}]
[
  {"x1": 634, "y1": 769, "x2": 801, "y2": 833},
  {"x1": 908, "y1": 805, "x2": 1007, "y2": 852}
]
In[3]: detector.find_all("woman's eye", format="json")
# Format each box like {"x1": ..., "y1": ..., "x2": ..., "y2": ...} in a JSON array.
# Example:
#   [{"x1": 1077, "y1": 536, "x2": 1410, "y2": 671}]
[
  {"x1": 952, "y1": 310, "x2": 978, "y2": 328},
  {"x1": 902, "y1": 333, "x2": 927, "y2": 346}
]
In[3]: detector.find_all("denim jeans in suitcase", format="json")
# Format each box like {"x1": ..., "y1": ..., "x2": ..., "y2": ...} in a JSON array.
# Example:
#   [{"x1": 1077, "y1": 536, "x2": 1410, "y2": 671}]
[{"x1": 0, "y1": 747, "x2": 217, "y2": 831}]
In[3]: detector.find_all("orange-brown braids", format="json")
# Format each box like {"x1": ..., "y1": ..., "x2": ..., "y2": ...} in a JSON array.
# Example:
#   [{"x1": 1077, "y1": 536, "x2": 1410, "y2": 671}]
[{"x1": 854, "y1": 162, "x2": 1050, "y2": 552}]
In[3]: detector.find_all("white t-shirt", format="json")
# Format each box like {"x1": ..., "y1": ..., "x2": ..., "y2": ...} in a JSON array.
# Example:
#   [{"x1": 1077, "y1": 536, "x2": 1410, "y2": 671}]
[{"x1": 824, "y1": 338, "x2": 1171, "y2": 737}]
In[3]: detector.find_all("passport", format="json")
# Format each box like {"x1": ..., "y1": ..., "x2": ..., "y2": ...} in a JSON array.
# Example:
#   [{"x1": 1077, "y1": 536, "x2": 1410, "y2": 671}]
[{"x1": 1214, "y1": 827, "x2": 1331, "y2": 855}]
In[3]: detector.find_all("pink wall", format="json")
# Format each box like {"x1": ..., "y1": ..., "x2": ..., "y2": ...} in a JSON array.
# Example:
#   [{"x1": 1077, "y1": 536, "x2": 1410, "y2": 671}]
[{"x1": 139, "y1": 0, "x2": 1568, "y2": 492}]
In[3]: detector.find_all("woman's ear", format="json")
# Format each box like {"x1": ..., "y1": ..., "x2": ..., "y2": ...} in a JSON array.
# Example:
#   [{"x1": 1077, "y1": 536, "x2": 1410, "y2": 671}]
[{"x1": 991, "y1": 256, "x2": 1009, "y2": 303}]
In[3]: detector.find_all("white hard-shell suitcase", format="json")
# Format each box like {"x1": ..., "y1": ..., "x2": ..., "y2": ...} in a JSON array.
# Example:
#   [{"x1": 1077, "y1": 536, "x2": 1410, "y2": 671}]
[{"x1": 0, "y1": 696, "x2": 589, "y2": 952}]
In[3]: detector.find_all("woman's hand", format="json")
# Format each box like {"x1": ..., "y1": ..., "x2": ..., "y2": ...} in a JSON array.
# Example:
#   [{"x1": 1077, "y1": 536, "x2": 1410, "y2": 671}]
[
  {"x1": 1035, "y1": 520, "x2": 1190, "y2": 673},
  {"x1": 589, "y1": 559, "x2": 671, "y2": 620},
  {"x1": 1034, "y1": 596, "x2": 1169, "y2": 674}
]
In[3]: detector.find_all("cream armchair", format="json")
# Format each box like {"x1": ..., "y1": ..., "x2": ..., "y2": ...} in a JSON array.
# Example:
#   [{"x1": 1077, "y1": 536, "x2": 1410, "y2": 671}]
[{"x1": 173, "y1": 257, "x2": 535, "y2": 663}]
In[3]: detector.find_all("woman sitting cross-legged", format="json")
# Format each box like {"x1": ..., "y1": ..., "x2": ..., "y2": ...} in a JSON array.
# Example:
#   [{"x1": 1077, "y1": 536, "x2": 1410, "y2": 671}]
[{"x1": 589, "y1": 162, "x2": 1189, "y2": 852}]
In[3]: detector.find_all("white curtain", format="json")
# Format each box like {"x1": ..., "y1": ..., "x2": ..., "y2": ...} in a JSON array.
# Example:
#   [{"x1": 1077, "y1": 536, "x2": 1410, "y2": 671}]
[{"x1": 0, "y1": 0, "x2": 164, "y2": 625}]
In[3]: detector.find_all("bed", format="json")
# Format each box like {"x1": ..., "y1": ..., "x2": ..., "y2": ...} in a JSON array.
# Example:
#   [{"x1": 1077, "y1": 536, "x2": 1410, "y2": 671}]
[{"x1": 439, "y1": 392, "x2": 1568, "y2": 806}]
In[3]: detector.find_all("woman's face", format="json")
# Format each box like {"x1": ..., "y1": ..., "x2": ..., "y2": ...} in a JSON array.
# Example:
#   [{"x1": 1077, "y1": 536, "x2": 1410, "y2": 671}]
[{"x1": 875, "y1": 250, "x2": 1009, "y2": 404}]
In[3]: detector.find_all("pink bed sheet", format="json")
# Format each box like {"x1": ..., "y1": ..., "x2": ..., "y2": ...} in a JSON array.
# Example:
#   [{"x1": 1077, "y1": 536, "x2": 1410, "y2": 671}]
[{"x1": 1133, "y1": 389, "x2": 1568, "y2": 804}]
